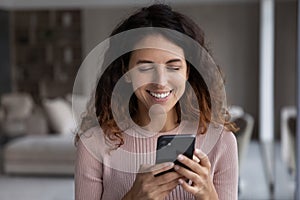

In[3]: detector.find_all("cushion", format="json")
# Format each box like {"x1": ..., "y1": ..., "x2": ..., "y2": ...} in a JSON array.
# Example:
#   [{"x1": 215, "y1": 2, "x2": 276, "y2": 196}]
[
  {"x1": 43, "y1": 98, "x2": 76, "y2": 135},
  {"x1": 1, "y1": 120, "x2": 26, "y2": 136},
  {"x1": 1, "y1": 93, "x2": 34, "y2": 120}
]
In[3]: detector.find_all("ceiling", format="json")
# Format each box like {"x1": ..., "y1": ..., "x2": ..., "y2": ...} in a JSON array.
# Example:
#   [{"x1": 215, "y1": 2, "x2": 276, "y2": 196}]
[{"x1": 0, "y1": 0, "x2": 262, "y2": 10}]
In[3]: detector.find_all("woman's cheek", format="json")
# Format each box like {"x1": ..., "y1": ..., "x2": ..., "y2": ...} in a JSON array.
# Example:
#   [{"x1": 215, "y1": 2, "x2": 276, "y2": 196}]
[{"x1": 171, "y1": 75, "x2": 187, "y2": 99}]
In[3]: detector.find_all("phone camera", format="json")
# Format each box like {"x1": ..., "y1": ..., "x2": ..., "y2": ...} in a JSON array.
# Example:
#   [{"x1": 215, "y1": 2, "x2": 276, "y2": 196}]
[
  {"x1": 160, "y1": 140, "x2": 171, "y2": 146},
  {"x1": 161, "y1": 140, "x2": 167, "y2": 145}
]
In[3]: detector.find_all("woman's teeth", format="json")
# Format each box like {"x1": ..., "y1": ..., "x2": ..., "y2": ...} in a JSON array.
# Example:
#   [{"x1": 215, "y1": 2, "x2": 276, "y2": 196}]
[{"x1": 149, "y1": 91, "x2": 171, "y2": 99}]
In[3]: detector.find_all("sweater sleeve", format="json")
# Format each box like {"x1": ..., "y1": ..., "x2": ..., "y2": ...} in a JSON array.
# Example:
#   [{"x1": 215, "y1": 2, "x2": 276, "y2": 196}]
[
  {"x1": 75, "y1": 137, "x2": 103, "y2": 200},
  {"x1": 212, "y1": 131, "x2": 239, "y2": 200}
]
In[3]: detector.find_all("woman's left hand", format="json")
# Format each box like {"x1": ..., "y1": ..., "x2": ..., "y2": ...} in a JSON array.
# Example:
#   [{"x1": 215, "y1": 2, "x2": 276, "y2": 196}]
[{"x1": 174, "y1": 149, "x2": 218, "y2": 200}]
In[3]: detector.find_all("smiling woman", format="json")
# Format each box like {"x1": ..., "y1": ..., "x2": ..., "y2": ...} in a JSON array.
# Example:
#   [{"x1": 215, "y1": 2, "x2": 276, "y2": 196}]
[
  {"x1": 75, "y1": 3, "x2": 238, "y2": 200},
  {"x1": 127, "y1": 36, "x2": 188, "y2": 132}
]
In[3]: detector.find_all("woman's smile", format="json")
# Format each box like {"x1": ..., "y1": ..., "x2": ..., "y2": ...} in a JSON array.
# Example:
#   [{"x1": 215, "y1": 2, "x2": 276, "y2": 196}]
[{"x1": 147, "y1": 89, "x2": 173, "y2": 102}]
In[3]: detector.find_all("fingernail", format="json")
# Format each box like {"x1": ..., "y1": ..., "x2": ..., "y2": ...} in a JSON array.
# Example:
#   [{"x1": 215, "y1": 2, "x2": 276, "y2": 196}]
[
  {"x1": 177, "y1": 154, "x2": 184, "y2": 161},
  {"x1": 174, "y1": 165, "x2": 180, "y2": 171},
  {"x1": 195, "y1": 149, "x2": 201, "y2": 154},
  {"x1": 178, "y1": 178, "x2": 184, "y2": 184},
  {"x1": 166, "y1": 162, "x2": 174, "y2": 167}
]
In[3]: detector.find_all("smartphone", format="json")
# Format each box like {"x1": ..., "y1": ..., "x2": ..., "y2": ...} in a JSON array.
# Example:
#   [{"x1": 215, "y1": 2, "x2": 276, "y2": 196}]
[{"x1": 155, "y1": 134, "x2": 195, "y2": 176}]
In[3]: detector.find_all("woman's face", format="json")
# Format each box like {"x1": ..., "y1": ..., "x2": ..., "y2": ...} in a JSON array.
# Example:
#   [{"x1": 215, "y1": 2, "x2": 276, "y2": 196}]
[{"x1": 127, "y1": 35, "x2": 188, "y2": 116}]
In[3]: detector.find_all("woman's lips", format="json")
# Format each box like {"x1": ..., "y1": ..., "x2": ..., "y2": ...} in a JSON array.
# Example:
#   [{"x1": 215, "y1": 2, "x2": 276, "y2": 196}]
[{"x1": 147, "y1": 90, "x2": 172, "y2": 101}]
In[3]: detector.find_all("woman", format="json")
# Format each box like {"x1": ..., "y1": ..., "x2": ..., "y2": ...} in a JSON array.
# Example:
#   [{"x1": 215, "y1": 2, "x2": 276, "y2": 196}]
[{"x1": 75, "y1": 4, "x2": 238, "y2": 200}]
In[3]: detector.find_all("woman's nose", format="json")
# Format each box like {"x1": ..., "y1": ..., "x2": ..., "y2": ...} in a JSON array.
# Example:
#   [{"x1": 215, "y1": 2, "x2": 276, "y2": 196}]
[{"x1": 154, "y1": 66, "x2": 168, "y2": 86}]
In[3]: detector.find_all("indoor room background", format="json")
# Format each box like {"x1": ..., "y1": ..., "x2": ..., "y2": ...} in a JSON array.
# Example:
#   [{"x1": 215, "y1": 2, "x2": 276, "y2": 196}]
[{"x1": 0, "y1": 0, "x2": 297, "y2": 199}]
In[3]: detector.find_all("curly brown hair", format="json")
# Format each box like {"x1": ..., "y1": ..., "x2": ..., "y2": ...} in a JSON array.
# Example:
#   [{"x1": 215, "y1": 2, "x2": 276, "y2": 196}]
[{"x1": 76, "y1": 4, "x2": 237, "y2": 148}]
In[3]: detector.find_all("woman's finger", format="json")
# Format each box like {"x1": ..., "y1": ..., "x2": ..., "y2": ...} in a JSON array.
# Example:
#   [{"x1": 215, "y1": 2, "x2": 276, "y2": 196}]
[
  {"x1": 194, "y1": 149, "x2": 211, "y2": 169},
  {"x1": 178, "y1": 178, "x2": 197, "y2": 195},
  {"x1": 157, "y1": 177, "x2": 181, "y2": 192},
  {"x1": 193, "y1": 154, "x2": 200, "y2": 163},
  {"x1": 174, "y1": 164, "x2": 202, "y2": 184},
  {"x1": 176, "y1": 154, "x2": 202, "y2": 174},
  {"x1": 155, "y1": 171, "x2": 182, "y2": 186},
  {"x1": 139, "y1": 162, "x2": 174, "y2": 175}
]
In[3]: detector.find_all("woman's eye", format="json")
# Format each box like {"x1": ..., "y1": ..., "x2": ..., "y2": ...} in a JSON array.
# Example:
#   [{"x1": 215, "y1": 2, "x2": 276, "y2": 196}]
[
  {"x1": 137, "y1": 64, "x2": 154, "y2": 72},
  {"x1": 167, "y1": 66, "x2": 181, "y2": 71}
]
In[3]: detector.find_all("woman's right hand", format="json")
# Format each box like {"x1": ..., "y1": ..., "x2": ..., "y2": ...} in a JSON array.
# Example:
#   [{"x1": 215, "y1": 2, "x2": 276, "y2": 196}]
[{"x1": 122, "y1": 162, "x2": 181, "y2": 200}]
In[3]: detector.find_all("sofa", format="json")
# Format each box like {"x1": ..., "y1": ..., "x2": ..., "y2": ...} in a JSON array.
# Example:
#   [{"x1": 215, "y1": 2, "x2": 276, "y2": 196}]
[{"x1": 0, "y1": 93, "x2": 79, "y2": 175}]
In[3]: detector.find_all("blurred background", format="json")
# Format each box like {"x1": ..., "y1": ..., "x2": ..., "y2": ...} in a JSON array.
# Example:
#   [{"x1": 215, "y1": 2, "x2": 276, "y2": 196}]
[{"x1": 0, "y1": 0, "x2": 297, "y2": 199}]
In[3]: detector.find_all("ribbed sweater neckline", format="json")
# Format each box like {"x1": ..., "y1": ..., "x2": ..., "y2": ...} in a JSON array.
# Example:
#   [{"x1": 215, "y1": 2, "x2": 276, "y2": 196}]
[{"x1": 129, "y1": 120, "x2": 188, "y2": 138}]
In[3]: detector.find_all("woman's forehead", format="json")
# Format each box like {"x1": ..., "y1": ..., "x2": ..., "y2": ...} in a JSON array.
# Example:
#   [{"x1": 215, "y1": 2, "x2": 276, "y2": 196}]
[
  {"x1": 130, "y1": 48, "x2": 185, "y2": 64},
  {"x1": 132, "y1": 34, "x2": 185, "y2": 59}
]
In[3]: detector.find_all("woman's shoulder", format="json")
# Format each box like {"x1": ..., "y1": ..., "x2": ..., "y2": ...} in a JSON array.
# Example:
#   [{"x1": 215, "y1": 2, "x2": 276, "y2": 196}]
[
  {"x1": 211, "y1": 126, "x2": 237, "y2": 154},
  {"x1": 220, "y1": 127, "x2": 237, "y2": 142},
  {"x1": 79, "y1": 126, "x2": 105, "y2": 144},
  {"x1": 196, "y1": 123, "x2": 237, "y2": 156},
  {"x1": 77, "y1": 126, "x2": 108, "y2": 162},
  {"x1": 211, "y1": 124, "x2": 237, "y2": 148}
]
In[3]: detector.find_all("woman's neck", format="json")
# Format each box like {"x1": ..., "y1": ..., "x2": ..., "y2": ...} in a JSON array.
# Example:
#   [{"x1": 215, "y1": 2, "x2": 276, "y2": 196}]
[{"x1": 134, "y1": 107, "x2": 179, "y2": 132}]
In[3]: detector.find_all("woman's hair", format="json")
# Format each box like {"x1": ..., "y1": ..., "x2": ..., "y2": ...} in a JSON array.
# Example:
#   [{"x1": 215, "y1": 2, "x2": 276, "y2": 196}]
[{"x1": 77, "y1": 4, "x2": 237, "y2": 148}]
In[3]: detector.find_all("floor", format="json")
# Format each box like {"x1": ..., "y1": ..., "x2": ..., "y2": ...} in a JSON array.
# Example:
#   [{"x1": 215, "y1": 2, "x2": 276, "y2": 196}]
[
  {"x1": 239, "y1": 141, "x2": 295, "y2": 200},
  {"x1": 0, "y1": 141, "x2": 296, "y2": 200},
  {"x1": 0, "y1": 175, "x2": 74, "y2": 200}
]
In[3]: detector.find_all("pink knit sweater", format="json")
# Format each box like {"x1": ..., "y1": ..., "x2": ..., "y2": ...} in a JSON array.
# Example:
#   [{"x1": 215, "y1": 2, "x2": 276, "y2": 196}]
[{"x1": 75, "y1": 121, "x2": 238, "y2": 200}]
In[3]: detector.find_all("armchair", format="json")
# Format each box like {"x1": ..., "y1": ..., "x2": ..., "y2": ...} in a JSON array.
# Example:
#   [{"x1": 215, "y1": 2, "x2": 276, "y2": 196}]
[{"x1": 281, "y1": 106, "x2": 297, "y2": 176}]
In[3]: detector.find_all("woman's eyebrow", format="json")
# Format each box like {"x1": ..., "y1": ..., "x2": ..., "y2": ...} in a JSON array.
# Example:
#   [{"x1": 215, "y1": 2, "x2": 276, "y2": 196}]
[
  {"x1": 136, "y1": 60, "x2": 154, "y2": 65},
  {"x1": 136, "y1": 58, "x2": 182, "y2": 65},
  {"x1": 166, "y1": 59, "x2": 182, "y2": 64}
]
